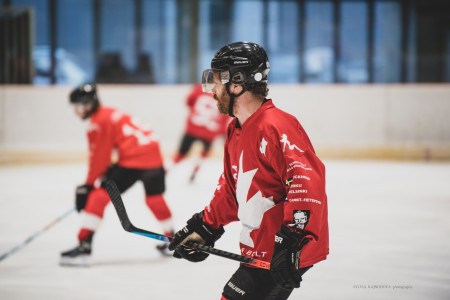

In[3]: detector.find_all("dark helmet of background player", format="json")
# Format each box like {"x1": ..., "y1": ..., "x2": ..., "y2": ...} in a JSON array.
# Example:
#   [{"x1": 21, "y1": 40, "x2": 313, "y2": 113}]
[
  {"x1": 69, "y1": 83, "x2": 98, "y2": 104},
  {"x1": 69, "y1": 83, "x2": 100, "y2": 119},
  {"x1": 211, "y1": 41, "x2": 270, "y2": 86}
]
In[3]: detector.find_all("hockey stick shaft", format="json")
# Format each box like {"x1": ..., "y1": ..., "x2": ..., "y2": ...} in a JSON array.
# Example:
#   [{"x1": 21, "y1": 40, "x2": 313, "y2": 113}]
[
  {"x1": 104, "y1": 180, "x2": 270, "y2": 270},
  {"x1": 129, "y1": 223, "x2": 268, "y2": 268},
  {"x1": 0, "y1": 207, "x2": 75, "y2": 262}
]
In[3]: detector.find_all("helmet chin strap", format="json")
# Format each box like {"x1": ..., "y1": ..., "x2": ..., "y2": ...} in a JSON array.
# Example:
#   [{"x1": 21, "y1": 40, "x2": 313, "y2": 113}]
[{"x1": 225, "y1": 83, "x2": 246, "y2": 117}]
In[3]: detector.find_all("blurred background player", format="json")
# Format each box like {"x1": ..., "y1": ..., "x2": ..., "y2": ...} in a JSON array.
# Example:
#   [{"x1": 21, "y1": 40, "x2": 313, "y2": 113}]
[
  {"x1": 61, "y1": 83, "x2": 174, "y2": 266},
  {"x1": 172, "y1": 84, "x2": 230, "y2": 182}
]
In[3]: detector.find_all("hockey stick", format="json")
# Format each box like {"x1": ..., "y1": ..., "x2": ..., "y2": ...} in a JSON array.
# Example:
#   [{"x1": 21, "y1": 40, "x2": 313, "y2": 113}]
[
  {"x1": 104, "y1": 180, "x2": 270, "y2": 270},
  {"x1": 0, "y1": 207, "x2": 75, "y2": 263}
]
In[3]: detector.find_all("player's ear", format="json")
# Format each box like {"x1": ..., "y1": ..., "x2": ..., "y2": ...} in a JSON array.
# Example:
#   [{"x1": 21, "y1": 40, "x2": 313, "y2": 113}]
[{"x1": 232, "y1": 84, "x2": 243, "y2": 94}]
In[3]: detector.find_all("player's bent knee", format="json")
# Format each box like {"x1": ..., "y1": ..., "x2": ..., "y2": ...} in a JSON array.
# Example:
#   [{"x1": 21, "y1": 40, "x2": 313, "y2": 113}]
[{"x1": 84, "y1": 188, "x2": 110, "y2": 217}]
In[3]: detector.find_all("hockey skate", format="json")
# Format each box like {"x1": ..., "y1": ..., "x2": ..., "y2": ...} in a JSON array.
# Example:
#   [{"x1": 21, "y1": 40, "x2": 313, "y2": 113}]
[{"x1": 60, "y1": 240, "x2": 92, "y2": 267}]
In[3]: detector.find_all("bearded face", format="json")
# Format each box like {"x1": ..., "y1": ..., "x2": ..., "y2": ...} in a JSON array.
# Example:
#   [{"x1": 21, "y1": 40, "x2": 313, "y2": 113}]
[
  {"x1": 212, "y1": 73, "x2": 232, "y2": 116},
  {"x1": 214, "y1": 88, "x2": 231, "y2": 115}
]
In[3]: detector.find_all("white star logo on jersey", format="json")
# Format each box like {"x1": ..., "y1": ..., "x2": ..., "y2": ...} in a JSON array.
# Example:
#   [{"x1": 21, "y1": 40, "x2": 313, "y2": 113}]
[
  {"x1": 259, "y1": 137, "x2": 268, "y2": 156},
  {"x1": 280, "y1": 133, "x2": 304, "y2": 153},
  {"x1": 235, "y1": 151, "x2": 274, "y2": 247}
]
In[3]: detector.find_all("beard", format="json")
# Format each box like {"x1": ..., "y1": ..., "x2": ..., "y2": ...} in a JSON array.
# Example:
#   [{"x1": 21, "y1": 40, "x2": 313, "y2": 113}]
[{"x1": 214, "y1": 91, "x2": 231, "y2": 115}]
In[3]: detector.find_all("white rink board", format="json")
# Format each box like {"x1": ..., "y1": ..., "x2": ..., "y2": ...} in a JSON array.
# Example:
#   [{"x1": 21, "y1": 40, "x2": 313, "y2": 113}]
[{"x1": 1, "y1": 84, "x2": 450, "y2": 161}]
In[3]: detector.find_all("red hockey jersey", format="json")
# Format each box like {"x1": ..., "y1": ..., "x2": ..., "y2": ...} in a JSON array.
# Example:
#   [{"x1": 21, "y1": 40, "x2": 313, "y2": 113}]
[
  {"x1": 85, "y1": 106, "x2": 163, "y2": 185},
  {"x1": 203, "y1": 100, "x2": 329, "y2": 268},
  {"x1": 185, "y1": 85, "x2": 230, "y2": 141}
]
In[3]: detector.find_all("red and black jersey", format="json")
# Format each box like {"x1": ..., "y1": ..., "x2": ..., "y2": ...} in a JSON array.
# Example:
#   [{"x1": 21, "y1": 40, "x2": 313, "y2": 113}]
[
  {"x1": 185, "y1": 85, "x2": 230, "y2": 141},
  {"x1": 85, "y1": 106, "x2": 163, "y2": 185},
  {"x1": 203, "y1": 99, "x2": 329, "y2": 268}
]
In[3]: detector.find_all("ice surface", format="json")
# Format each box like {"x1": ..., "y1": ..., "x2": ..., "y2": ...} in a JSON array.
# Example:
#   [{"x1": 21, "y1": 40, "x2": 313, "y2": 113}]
[{"x1": 1, "y1": 159, "x2": 449, "y2": 300}]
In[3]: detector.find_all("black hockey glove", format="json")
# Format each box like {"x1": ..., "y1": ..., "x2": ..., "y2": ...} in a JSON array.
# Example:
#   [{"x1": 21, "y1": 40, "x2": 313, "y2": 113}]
[
  {"x1": 75, "y1": 184, "x2": 93, "y2": 212},
  {"x1": 270, "y1": 225, "x2": 311, "y2": 289},
  {"x1": 168, "y1": 211, "x2": 224, "y2": 262}
]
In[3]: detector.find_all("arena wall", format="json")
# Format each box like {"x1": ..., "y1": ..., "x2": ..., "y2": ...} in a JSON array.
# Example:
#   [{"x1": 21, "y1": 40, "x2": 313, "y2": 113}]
[{"x1": 0, "y1": 84, "x2": 449, "y2": 164}]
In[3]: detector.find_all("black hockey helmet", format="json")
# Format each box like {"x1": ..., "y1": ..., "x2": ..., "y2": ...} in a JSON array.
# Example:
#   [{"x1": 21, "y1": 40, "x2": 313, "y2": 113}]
[
  {"x1": 69, "y1": 83, "x2": 98, "y2": 104},
  {"x1": 210, "y1": 41, "x2": 270, "y2": 86}
]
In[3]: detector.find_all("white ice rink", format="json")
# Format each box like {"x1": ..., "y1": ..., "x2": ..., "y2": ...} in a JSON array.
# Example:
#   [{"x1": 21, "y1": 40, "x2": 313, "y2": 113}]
[{"x1": 1, "y1": 158, "x2": 449, "y2": 300}]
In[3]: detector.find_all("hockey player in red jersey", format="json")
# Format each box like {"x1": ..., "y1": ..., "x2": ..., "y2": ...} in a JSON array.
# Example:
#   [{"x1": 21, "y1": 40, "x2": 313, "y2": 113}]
[
  {"x1": 172, "y1": 84, "x2": 230, "y2": 182},
  {"x1": 169, "y1": 42, "x2": 329, "y2": 299},
  {"x1": 60, "y1": 83, "x2": 174, "y2": 266}
]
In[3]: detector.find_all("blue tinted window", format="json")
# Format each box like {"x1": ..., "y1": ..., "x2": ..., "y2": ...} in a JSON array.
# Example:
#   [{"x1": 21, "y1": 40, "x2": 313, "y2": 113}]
[
  {"x1": 142, "y1": 0, "x2": 169, "y2": 83},
  {"x1": 231, "y1": 1, "x2": 264, "y2": 44},
  {"x1": 267, "y1": 1, "x2": 300, "y2": 83},
  {"x1": 8, "y1": 0, "x2": 446, "y2": 85},
  {"x1": 12, "y1": 0, "x2": 50, "y2": 84},
  {"x1": 58, "y1": 0, "x2": 93, "y2": 84},
  {"x1": 98, "y1": 0, "x2": 133, "y2": 82},
  {"x1": 374, "y1": 1, "x2": 401, "y2": 83},
  {"x1": 339, "y1": 1, "x2": 368, "y2": 83},
  {"x1": 304, "y1": 1, "x2": 334, "y2": 83},
  {"x1": 12, "y1": 0, "x2": 48, "y2": 46}
]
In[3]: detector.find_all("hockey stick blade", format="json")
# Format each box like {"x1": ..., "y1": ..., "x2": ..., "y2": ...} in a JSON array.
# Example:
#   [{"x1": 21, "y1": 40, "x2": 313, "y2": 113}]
[
  {"x1": 104, "y1": 180, "x2": 170, "y2": 242},
  {"x1": 104, "y1": 180, "x2": 270, "y2": 270}
]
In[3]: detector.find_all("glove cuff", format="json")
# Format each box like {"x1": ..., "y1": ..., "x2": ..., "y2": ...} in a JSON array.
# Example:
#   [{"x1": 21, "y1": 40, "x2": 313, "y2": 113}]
[
  {"x1": 275, "y1": 224, "x2": 305, "y2": 250},
  {"x1": 76, "y1": 184, "x2": 93, "y2": 194},
  {"x1": 189, "y1": 211, "x2": 225, "y2": 244}
]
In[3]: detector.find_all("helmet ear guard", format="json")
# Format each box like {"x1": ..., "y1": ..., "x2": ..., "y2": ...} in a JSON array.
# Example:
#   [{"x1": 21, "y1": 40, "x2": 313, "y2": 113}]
[
  {"x1": 251, "y1": 61, "x2": 270, "y2": 82},
  {"x1": 230, "y1": 71, "x2": 245, "y2": 85}
]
